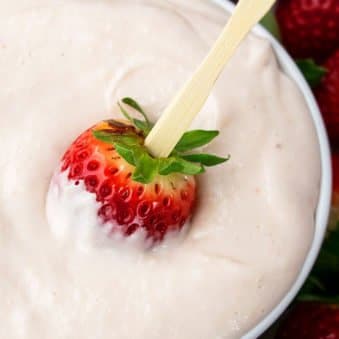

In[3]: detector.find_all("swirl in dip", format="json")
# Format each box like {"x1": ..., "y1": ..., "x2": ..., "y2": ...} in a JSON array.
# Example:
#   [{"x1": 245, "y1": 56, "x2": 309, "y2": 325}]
[{"x1": 0, "y1": 0, "x2": 320, "y2": 338}]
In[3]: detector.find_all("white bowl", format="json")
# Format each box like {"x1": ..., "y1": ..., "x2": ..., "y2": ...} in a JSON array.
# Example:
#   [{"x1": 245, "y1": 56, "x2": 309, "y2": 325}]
[{"x1": 211, "y1": 0, "x2": 332, "y2": 338}]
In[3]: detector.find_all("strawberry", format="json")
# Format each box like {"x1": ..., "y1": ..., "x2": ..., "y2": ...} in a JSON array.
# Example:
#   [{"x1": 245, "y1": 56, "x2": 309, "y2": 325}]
[
  {"x1": 276, "y1": 302, "x2": 339, "y2": 339},
  {"x1": 48, "y1": 98, "x2": 228, "y2": 246},
  {"x1": 315, "y1": 50, "x2": 339, "y2": 146},
  {"x1": 276, "y1": 0, "x2": 339, "y2": 62}
]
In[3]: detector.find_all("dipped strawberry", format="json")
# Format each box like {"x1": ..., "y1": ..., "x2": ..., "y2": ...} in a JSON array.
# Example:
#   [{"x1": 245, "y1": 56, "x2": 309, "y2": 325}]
[{"x1": 47, "y1": 98, "x2": 228, "y2": 247}]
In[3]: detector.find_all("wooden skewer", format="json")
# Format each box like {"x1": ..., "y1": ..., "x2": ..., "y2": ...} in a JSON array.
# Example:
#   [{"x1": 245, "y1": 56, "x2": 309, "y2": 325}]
[{"x1": 145, "y1": 0, "x2": 276, "y2": 158}]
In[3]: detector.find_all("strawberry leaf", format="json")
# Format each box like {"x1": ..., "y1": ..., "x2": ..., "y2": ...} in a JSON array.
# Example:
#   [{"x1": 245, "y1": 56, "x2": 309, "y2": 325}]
[
  {"x1": 158, "y1": 158, "x2": 182, "y2": 175},
  {"x1": 175, "y1": 158, "x2": 205, "y2": 175},
  {"x1": 118, "y1": 136, "x2": 141, "y2": 146},
  {"x1": 182, "y1": 153, "x2": 230, "y2": 166},
  {"x1": 133, "y1": 119, "x2": 151, "y2": 134},
  {"x1": 118, "y1": 100, "x2": 152, "y2": 134},
  {"x1": 133, "y1": 153, "x2": 158, "y2": 184},
  {"x1": 92, "y1": 130, "x2": 116, "y2": 144},
  {"x1": 122, "y1": 97, "x2": 152, "y2": 126},
  {"x1": 159, "y1": 157, "x2": 204, "y2": 176},
  {"x1": 93, "y1": 130, "x2": 140, "y2": 146},
  {"x1": 114, "y1": 140, "x2": 158, "y2": 184},
  {"x1": 95, "y1": 98, "x2": 229, "y2": 183},
  {"x1": 175, "y1": 130, "x2": 219, "y2": 152},
  {"x1": 114, "y1": 142, "x2": 137, "y2": 166},
  {"x1": 118, "y1": 102, "x2": 134, "y2": 123},
  {"x1": 296, "y1": 59, "x2": 327, "y2": 88}
]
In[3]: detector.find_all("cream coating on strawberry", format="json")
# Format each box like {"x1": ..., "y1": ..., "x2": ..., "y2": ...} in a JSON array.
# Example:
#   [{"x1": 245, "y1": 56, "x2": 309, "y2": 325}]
[
  {"x1": 47, "y1": 169, "x2": 190, "y2": 250},
  {"x1": 47, "y1": 99, "x2": 227, "y2": 247}
]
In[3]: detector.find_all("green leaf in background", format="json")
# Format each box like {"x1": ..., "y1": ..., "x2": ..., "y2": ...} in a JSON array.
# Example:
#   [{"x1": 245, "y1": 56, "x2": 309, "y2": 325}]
[
  {"x1": 182, "y1": 153, "x2": 230, "y2": 167},
  {"x1": 298, "y1": 225, "x2": 339, "y2": 303},
  {"x1": 260, "y1": 9, "x2": 281, "y2": 40},
  {"x1": 298, "y1": 295, "x2": 339, "y2": 304},
  {"x1": 296, "y1": 59, "x2": 327, "y2": 88},
  {"x1": 175, "y1": 130, "x2": 219, "y2": 152}
]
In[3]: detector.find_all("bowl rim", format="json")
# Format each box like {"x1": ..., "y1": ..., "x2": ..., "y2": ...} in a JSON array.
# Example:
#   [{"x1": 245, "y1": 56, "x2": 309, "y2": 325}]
[{"x1": 211, "y1": 0, "x2": 332, "y2": 337}]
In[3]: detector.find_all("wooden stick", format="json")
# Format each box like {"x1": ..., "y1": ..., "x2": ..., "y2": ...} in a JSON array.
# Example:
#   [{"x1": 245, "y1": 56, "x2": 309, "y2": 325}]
[{"x1": 145, "y1": 0, "x2": 276, "y2": 158}]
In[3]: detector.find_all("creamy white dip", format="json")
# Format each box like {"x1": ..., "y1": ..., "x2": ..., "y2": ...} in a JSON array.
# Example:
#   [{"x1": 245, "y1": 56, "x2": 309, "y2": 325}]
[{"x1": 0, "y1": 0, "x2": 320, "y2": 338}]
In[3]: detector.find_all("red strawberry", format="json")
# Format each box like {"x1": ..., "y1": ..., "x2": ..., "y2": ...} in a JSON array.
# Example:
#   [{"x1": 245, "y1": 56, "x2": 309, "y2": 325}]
[
  {"x1": 61, "y1": 120, "x2": 196, "y2": 243},
  {"x1": 276, "y1": 302, "x2": 339, "y2": 339},
  {"x1": 276, "y1": 0, "x2": 339, "y2": 62},
  {"x1": 315, "y1": 50, "x2": 339, "y2": 146},
  {"x1": 48, "y1": 98, "x2": 228, "y2": 246}
]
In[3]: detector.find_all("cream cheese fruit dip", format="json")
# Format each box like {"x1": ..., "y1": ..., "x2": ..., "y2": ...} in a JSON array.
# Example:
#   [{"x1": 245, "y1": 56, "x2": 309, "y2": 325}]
[{"x1": 0, "y1": 0, "x2": 321, "y2": 338}]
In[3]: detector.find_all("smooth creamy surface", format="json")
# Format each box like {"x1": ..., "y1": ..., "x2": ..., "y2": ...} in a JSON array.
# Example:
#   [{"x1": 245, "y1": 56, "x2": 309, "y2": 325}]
[{"x1": 0, "y1": 0, "x2": 321, "y2": 338}]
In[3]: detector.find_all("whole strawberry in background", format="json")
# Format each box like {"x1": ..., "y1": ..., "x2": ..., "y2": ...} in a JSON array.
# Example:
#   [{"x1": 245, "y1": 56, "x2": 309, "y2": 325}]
[
  {"x1": 276, "y1": 303, "x2": 339, "y2": 339},
  {"x1": 315, "y1": 50, "x2": 339, "y2": 147},
  {"x1": 276, "y1": 0, "x2": 339, "y2": 62}
]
